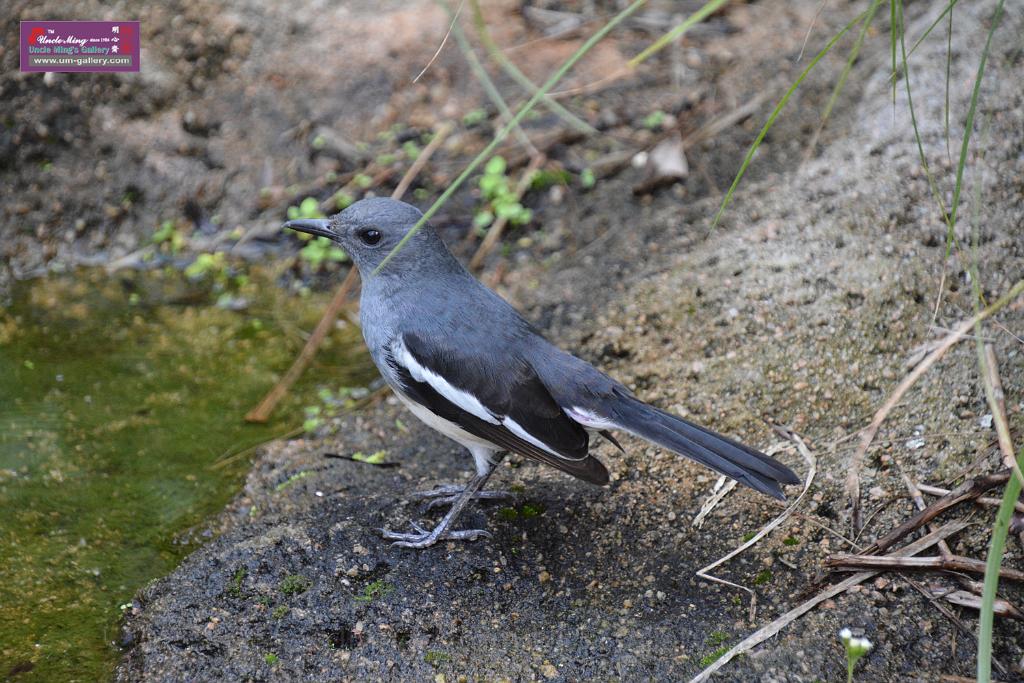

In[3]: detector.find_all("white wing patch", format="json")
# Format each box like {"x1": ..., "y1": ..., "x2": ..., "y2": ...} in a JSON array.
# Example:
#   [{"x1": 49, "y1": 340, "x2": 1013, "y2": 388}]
[
  {"x1": 392, "y1": 337, "x2": 499, "y2": 425},
  {"x1": 565, "y1": 406, "x2": 617, "y2": 430}
]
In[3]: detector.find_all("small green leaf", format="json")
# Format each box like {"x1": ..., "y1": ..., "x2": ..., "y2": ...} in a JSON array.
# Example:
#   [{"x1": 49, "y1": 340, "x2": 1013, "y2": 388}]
[
  {"x1": 473, "y1": 210, "x2": 494, "y2": 229},
  {"x1": 485, "y1": 155, "x2": 507, "y2": 176},
  {"x1": 580, "y1": 168, "x2": 596, "y2": 189}
]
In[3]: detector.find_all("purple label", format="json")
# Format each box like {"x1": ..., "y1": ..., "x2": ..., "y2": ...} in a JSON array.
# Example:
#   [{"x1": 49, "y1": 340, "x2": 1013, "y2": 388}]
[{"x1": 20, "y1": 21, "x2": 140, "y2": 73}]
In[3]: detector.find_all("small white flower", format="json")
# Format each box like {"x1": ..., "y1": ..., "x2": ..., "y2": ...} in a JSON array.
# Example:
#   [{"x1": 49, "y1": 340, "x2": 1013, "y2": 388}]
[{"x1": 839, "y1": 627, "x2": 852, "y2": 641}]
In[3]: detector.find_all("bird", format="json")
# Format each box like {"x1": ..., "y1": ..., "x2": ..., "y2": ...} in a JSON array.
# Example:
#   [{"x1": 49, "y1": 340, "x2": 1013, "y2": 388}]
[{"x1": 285, "y1": 198, "x2": 800, "y2": 548}]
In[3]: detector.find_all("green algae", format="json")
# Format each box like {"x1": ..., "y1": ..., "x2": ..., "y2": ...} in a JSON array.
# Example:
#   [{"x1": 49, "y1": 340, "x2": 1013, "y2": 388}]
[{"x1": 0, "y1": 267, "x2": 374, "y2": 682}]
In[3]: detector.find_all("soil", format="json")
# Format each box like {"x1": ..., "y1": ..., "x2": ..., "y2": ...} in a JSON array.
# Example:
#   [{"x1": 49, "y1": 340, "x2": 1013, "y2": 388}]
[{"x1": 4, "y1": 0, "x2": 1023, "y2": 680}]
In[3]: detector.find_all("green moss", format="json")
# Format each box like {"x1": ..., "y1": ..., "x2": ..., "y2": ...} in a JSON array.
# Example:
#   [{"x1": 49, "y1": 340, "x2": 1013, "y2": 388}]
[
  {"x1": 354, "y1": 579, "x2": 394, "y2": 603},
  {"x1": 227, "y1": 566, "x2": 247, "y2": 598},
  {"x1": 264, "y1": 652, "x2": 279, "y2": 665},
  {"x1": 700, "y1": 645, "x2": 731, "y2": 667},
  {"x1": 520, "y1": 503, "x2": 545, "y2": 518},
  {"x1": 498, "y1": 503, "x2": 545, "y2": 521},
  {"x1": 708, "y1": 630, "x2": 729, "y2": 646},
  {"x1": 783, "y1": 535, "x2": 800, "y2": 546},
  {"x1": 279, "y1": 574, "x2": 312, "y2": 596},
  {"x1": 753, "y1": 569, "x2": 773, "y2": 585},
  {"x1": 424, "y1": 650, "x2": 451, "y2": 667},
  {"x1": 272, "y1": 605, "x2": 289, "y2": 619},
  {"x1": 275, "y1": 470, "x2": 313, "y2": 492},
  {"x1": 497, "y1": 507, "x2": 519, "y2": 521}
]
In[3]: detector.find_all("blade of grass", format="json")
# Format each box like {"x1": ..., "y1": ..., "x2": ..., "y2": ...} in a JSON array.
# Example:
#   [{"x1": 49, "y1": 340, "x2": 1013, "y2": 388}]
[
  {"x1": 945, "y1": 2, "x2": 954, "y2": 163},
  {"x1": 948, "y1": 0, "x2": 1005, "y2": 231},
  {"x1": 628, "y1": 0, "x2": 728, "y2": 67},
  {"x1": 890, "y1": 0, "x2": 898, "y2": 110},
  {"x1": 711, "y1": 7, "x2": 871, "y2": 228},
  {"x1": 897, "y1": 0, "x2": 951, "y2": 225},
  {"x1": 375, "y1": 0, "x2": 650, "y2": 274},
  {"x1": 804, "y1": 0, "x2": 883, "y2": 161},
  {"x1": 978, "y1": 447, "x2": 1024, "y2": 682},
  {"x1": 447, "y1": 6, "x2": 537, "y2": 155},
  {"x1": 906, "y1": 0, "x2": 960, "y2": 60},
  {"x1": 468, "y1": 0, "x2": 596, "y2": 135}
]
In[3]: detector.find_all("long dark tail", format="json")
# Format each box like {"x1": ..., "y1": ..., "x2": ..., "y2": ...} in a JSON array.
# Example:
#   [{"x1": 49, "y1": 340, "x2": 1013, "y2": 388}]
[{"x1": 607, "y1": 393, "x2": 800, "y2": 500}]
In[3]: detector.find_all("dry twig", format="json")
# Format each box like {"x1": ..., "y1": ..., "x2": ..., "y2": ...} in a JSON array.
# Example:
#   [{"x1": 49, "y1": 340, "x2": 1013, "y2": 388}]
[
  {"x1": 695, "y1": 433, "x2": 815, "y2": 621},
  {"x1": 859, "y1": 471, "x2": 1010, "y2": 555},
  {"x1": 825, "y1": 553, "x2": 1024, "y2": 582}
]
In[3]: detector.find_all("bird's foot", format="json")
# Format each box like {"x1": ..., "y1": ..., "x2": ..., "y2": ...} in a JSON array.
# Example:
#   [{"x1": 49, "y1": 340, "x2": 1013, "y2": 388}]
[
  {"x1": 411, "y1": 484, "x2": 513, "y2": 510},
  {"x1": 380, "y1": 520, "x2": 491, "y2": 549}
]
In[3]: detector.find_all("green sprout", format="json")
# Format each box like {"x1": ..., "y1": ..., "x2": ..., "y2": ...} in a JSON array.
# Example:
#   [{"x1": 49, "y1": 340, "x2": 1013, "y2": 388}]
[
  {"x1": 462, "y1": 108, "x2": 487, "y2": 126},
  {"x1": 264, "y1": 653, "x2": 279, "y2": 665},
  {"x1": 580, "y1": 168, "x2": 596, "y2": 189},
  {"x1": 839, "y1": 628, "x2": 873, "y2": 683},
  {"x1": 152, "y1": 220, "x2": 185, "y2": 254},
  {"x1": 473, "y1": 155, "x2": 532, "y2": 233},
  {"x1": 402, "y1": 140, "x2": 421, "y2": 161},
  {"x1": 334, "y1": 191, "x2": 355, "y2": 210},
  {"x1": 641, "y1": 109, "x2": 667, "y2": 130}
]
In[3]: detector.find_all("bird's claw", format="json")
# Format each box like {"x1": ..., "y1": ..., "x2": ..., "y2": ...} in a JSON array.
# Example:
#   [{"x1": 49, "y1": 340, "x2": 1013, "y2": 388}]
[{"x1": 380, "y1": 524, "x2": 491, "y2": 549}]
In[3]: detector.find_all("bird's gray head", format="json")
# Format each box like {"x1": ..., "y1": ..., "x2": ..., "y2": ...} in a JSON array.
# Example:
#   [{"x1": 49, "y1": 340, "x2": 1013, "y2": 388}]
[{"x1": 284, "y1": 198, "x2": 453, "y2": 277}]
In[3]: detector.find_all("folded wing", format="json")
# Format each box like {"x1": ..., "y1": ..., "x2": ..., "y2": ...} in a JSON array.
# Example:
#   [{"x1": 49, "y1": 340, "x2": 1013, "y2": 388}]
[{"x1": 387, "y1": 333, "x2": 608, "y2": 485}]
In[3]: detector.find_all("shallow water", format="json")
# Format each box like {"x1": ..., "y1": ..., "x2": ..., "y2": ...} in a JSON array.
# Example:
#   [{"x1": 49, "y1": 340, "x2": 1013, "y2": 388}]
[{"x1": 0, "y1": 268, "x2": 374, "y2": 682}]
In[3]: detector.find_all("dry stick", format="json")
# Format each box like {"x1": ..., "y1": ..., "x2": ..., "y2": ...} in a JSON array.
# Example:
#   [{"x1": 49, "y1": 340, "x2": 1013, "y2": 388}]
[
  {"x1": 695, "y1": 434, "x2": 816, "y2": 622},
  {"x1": 413, "y1": 0, "x2": 464, "y2": 83},
  {"x1": 902, "y1": 472, "x2": 953, "y2": 559},
  {"x1": 392, "y1": 121, "x2": 455, "y2": 199},
  {"x1": 689, "y1": 519, "x2": 971, "y2": 683},
  {"x1": 978, "y1": 342, "x2": 1023, "y2": 487},
  {"x1": 845, "y1": 278, "x2": 1024, "y2": 532},
  {"x1": 244, "y1": 268, "x2": 359, "y2": 423},
  {"x1": 860, "y1": 471, "x2": 1010, "y2": 556},
  {"x1": 918, "y1": 483, "x2": 1024, "y2": 514},
  {"x1": 244, "y1": 123, "x2": 454, "y2": 423},
  {"x1": 469, "y1": 154, "x2": 546, "y2": 271},
  {"x1": 825, "y1": 553, "x2": 1024, "y2": 582}
]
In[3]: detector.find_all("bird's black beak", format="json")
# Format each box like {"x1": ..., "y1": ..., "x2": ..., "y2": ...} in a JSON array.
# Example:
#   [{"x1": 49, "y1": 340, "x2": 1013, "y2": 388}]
[{"x1": 283, "y1": 218, "x2": 335, "y2": 240}]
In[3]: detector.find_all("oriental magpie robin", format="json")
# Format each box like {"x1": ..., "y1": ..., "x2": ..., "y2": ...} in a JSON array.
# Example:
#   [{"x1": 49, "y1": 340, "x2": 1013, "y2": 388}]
[{"x1": 286, "y1": 198, "x2": 799, "y2": 548}]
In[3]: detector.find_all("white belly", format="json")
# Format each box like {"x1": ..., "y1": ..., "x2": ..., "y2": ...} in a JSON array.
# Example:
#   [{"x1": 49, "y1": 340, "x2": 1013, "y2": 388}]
[{"x1": 393, "y1": 391, "x2": 500, "y2": 452}]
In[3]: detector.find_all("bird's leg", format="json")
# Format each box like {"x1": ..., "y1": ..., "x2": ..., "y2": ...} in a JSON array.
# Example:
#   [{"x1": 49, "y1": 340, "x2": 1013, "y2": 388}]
[
  {"x1": 382, "y1": 454, "x2": 504, "y2": 549},
  {"x1": 411, "y1": 483, "x2": 513, "y2": 510}
]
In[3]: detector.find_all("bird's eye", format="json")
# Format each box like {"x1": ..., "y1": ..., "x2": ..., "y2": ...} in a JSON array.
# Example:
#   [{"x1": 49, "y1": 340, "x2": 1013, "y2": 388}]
[{"x1": 358, "y1": 228, "x2": 382, "y2": 246}]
